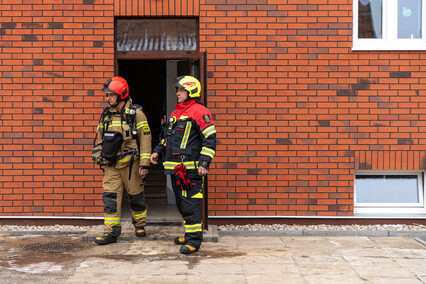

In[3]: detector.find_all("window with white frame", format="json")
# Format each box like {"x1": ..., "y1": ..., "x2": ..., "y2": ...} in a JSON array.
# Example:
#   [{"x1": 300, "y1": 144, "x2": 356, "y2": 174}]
[
  {"x1": 353, "y1": 0, "x2": 426, "y2": 50},
  {"x1": 354, "y1": 171, "x2": 425, "y2": 214}
]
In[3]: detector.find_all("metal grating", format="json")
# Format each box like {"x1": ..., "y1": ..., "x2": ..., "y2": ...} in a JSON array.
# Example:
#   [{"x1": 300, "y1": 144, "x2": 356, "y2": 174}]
[{"x1": 23, "y1": 242, "x2": 83, "y2": 253}]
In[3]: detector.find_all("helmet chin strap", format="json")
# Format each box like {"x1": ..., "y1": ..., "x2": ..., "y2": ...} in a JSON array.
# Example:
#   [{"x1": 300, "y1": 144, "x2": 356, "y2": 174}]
[
  {"x1": 110, "y1": 97, "x2": 121, "y2": 108},
  {"x1": 184, "y1": 91, "x2": 192, "y2": 102}
]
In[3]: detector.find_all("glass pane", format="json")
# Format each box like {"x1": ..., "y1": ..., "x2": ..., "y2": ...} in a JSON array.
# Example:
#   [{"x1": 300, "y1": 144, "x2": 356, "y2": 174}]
[
  {"x1": 398, "y1": 0, "x2": 422, "y2": 39},
  {"x1": 355, "y1": 175, "x2": 419, "y2": 203},
  {"x1": 116, "y1": 19, "x2": 197, "y2": 51},
  {"x1": 191, "y1": 60, "x2": 200, "y2": 80},
  {"x1": 358, "y1": 0, "x2": 383, "y2": 38}
]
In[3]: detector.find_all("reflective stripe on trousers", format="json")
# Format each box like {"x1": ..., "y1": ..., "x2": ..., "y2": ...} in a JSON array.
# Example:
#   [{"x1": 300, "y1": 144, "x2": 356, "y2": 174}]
[
  {"x1": 171, "y1": 174, "x2": 203, "y2": 249},
  {"x1": 184, "y1": 221, "x2": 203, "y2": 233},
  {"x1": 102, "y1": 161, "x2": 147, "y2": 237},
  {"x1": 104, "y1": 217, "x2": 121, "y2": 226}
]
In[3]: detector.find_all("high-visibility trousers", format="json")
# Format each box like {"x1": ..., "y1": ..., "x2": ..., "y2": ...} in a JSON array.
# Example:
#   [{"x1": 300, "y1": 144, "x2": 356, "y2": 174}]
[
  {"x1": 102, "y1": 160, "x2": 147, "y2": 237},
  {"x1": 171, "y1": 173, "x2": 203, "y2": 249}
]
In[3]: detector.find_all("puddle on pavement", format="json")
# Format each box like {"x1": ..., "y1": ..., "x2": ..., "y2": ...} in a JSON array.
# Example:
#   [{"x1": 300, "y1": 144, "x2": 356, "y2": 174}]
[
  {"x1": 4, "y1": 254, "x2": 72, "y2": 274},
  {"x1": 0, "y1": 234, "x2": 90, "y2": 275},
  {"x1": 183, "y1": 251, "x2": 245, "y2": 270},
  {"x1": 0, "y1": 233, "x2": 245, "y2": 274}
]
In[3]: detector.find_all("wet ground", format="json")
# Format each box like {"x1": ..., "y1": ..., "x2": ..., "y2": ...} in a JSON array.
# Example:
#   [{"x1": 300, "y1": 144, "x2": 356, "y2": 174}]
[
  {"x1": 0, "y1": 234, "x2": 88, "y2": 283},
  {"x1": 0, "y1": 225, "x2": 240, "y2": 283},
  {"x1": 0, "y1": 225, "x2": 425, "y2": 283}
]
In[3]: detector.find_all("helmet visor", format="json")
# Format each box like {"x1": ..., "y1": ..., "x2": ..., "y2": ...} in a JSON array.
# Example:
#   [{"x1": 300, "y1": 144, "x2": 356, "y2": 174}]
[{"x1": 102, "y1": 86, "x2": 117, "y2": 94}]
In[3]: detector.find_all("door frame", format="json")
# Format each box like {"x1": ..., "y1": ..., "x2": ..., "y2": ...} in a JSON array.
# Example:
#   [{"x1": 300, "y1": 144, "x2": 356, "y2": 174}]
[
  {"x1": 189, "y1": 51, "x2": 208, "y2": 229},
  {"x1": 115, "y1": 51, "x2": 209, "y2": 229}
]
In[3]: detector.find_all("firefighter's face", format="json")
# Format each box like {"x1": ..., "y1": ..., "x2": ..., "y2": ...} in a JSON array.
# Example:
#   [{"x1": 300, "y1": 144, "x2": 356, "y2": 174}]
[
  {"x1": 176, "y1": 88, "x2": 188, "y2": 103},
  {"x1": 106, "y1": 93, "x2": 118, "y2": 106}
]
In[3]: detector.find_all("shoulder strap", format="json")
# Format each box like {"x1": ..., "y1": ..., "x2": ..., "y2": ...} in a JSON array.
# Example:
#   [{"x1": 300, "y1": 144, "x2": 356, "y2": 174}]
[
  {"x1": 125, "y1": 103, "x2": 144, "y2": 150},
  {"x1": 100, "y1": 106, "x2": 111, "y2": 137},
  {"x1": 93, "y1": 106, "x2": 111, "y2": 147}
]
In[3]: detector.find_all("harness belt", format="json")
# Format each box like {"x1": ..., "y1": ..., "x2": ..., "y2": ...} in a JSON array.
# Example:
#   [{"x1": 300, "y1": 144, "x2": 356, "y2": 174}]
[{"x1": 115, "y1": 149, "x2": 139, "y2": 180}]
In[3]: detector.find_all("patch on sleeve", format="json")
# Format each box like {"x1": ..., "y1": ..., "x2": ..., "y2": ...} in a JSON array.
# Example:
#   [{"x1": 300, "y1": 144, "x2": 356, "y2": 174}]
[
  {"x1": 143, "y1": 125, "x2": 151, "y2": 135},
  {"x1": 203, "y1": 114, "x2": 211, "y2": 123}
]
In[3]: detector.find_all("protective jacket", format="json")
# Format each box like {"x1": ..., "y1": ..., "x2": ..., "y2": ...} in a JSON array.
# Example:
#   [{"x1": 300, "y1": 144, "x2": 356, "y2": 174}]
[
  {"x1": 154, "y1": 98, "x2": 216, "y2": 249},
  {"x1": 94, "y1": 98, "x2": 152, "y2": 170},
  {"x1": 154, "y1": 99, "x2": 216, "y2": 174}
]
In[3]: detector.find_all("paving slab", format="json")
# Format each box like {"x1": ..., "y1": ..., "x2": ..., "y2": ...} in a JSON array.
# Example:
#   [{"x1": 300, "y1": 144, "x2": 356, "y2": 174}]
[
  {"x1": 220, "y1": 229, "x2": 426, "y2": 238},
  {"x1": 0, "y1": 227, "x2": 425, "y2": 283}
]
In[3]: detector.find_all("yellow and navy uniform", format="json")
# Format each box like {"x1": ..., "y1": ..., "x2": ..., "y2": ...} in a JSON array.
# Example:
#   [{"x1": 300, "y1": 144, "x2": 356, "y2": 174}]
[
  {"x1": 95, "y1": 98, "x2": 152, "y2": 237},
  {"x1": 153, "y1": 98, "x2": 216, "y2": 249}
]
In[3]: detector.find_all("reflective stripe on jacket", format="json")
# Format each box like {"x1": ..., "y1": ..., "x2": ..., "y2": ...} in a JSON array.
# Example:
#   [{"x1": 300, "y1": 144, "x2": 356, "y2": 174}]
[
  {"x1": 154, "y1": 99, "x2": 216, "y2": 175},
  {"x1": 96, "y1": 98, "x2": 152, "y2": 169}
]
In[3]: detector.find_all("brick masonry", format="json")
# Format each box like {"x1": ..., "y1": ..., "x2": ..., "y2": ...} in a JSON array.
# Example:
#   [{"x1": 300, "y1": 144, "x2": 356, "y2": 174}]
[
  {"x1": 0, "y1": 0, "x2": 115, "y2": 216},
  {"x1": 0, "y1": 0, "x2": 425, "y2": 218},
  {"x1": 202, "y1": 0, "x2": 426, "y2": 217}
]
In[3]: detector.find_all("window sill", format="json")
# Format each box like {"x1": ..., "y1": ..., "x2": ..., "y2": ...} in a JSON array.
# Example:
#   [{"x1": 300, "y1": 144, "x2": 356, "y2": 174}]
[
  {"x1": 352, "y1": 44, "x2": 426, "y2": 51},
  {"x1": 354, "y1": 213, "x2": 426, "y2": 219}
]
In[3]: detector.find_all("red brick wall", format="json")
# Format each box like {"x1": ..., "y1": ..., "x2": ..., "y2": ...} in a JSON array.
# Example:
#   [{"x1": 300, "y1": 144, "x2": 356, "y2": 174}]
[
  {"x1": 0, "y1": 0, "x2": 425, "y2": 219},
  {"x1": 0, "y1": 0, "x2": 115, "y2": 216},
  {"x1": 202, "y1": 0, "x2": 426, "y2": 217},
  {"x1": 0, "y1": 0, "x2": 200, "y2": 218}
]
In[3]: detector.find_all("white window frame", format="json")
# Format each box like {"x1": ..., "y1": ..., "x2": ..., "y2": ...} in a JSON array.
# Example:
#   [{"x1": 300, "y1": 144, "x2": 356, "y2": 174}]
[
  {"x1": 353, "y1": 0, "x2": 426, "y2": 50},
  {"x1": 354, "y1": 171, "x2": 426, "y2": 215}
]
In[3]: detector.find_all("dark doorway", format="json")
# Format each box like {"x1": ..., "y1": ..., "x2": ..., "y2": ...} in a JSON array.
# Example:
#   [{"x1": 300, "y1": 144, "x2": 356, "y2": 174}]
[
  {"x1": 118, "y1": 59, "x2": 190, "y2": 149},
  {"x1": 117, "y1": 59, "x2": 191, "y2": 222},
  {"x1": 118, "y1": 60, "x2": 167, "y2": 206},
  {"x1": 114, "y1": 17, "x2": 204, "y2": 224},
  {"x1": 118, "y1": 60, "x2": 166, "y2": 148}
]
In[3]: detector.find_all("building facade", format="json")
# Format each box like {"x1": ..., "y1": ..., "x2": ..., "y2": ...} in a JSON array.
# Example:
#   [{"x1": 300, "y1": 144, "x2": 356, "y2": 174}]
[{"x1": 0, "y1": 0, "x2": 425, "y2": 224}]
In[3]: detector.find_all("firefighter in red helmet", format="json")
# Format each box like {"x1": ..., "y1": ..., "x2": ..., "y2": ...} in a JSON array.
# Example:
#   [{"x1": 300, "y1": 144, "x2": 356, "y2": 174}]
[
  {"x1": 92, "y1": 76, "x2": 152, "y2": 245},
  {"x1": 151, "y1": 75, "x2": 216, "y2": 254}
]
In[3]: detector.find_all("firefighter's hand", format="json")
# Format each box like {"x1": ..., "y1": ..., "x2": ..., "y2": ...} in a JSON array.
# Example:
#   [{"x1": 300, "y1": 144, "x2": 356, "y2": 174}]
[
  {"x1": 151, "y1": 153, "x2": 159, "y2": 164},
  {"x1": 139, "y1": 168, "x2": 148, "y2": 176},
  {"x1": 198, "y1": 166, "x2": 208, "y2": 176}
]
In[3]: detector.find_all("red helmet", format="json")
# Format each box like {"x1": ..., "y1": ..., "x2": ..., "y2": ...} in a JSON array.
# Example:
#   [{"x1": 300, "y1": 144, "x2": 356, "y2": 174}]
[{"x1": 102, "y1": 76, "x2": 129, "y2": 100}]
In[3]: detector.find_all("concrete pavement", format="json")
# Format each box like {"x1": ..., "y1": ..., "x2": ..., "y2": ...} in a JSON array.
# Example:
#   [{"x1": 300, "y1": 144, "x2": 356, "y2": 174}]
[
  {"x1": 77, "y1": 224, "x2": 426, "y2": 283},
  {"x1": 0, "y1": 224, "x2": 425, "y2": 283}
]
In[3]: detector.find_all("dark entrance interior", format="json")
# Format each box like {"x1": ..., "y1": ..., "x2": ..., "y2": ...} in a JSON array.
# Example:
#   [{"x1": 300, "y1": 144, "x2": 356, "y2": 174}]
[
  {"x1": 119, "y1": 60, "x2": 166, "y2": 156},
  {"x1": 117, "y1": 59, "x2": 190, "y2": 221}
]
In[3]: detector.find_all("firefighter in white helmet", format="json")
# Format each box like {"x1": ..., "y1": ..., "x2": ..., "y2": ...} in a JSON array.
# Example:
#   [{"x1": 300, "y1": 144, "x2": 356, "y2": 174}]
[
  {"x1": 92, "y1": 76, "x2": 152, "y2": 245},
  {"x1": 151, "y1": 75, "x2": 216, "y2": 254}
]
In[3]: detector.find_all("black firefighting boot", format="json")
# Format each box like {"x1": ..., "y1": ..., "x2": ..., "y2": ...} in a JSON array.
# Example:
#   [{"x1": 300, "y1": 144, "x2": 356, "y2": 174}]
[
  {"x1": 135, "y1": 226, "x2": 146, "y2": 237},
  {"x1": 95, "y1": 233, "x2": 117, "y2": 245},
  {"x1": 174, "y1": 237, "x2": 185, "y2": 245},
  {"x1": 180, "y1": 244, "x2": 198, "y2": 254}
]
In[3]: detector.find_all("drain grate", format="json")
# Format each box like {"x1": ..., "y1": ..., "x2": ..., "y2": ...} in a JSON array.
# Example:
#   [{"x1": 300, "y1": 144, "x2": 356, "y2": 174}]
[{"x1": 23, "y1": 242, "x2": 83, "y2": 253}]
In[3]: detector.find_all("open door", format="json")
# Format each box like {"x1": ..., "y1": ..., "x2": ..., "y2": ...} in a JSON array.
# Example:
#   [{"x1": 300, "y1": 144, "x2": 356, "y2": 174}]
[
  {"x1": 190, "y1": 52, "x2": 208, "y2": 229},
  {"x1": 190, "y1": 52, "x2": 207, "y2": 106},
  {"x1": 114, "y1": 18, "x2": 208, "y2": 225}
]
